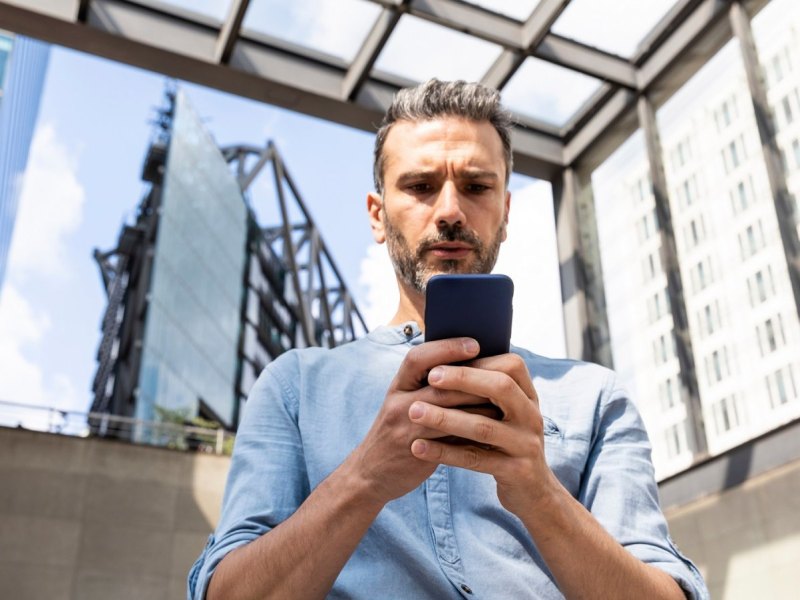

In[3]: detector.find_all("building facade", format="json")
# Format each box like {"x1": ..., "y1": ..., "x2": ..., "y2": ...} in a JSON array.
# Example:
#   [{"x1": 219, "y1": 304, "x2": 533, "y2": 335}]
[
  {"x1": 594, "y1": 2, "x2": 800, "y2": 479},
  {"x1": 0, "y1": 32, "x2": 49, "y2": 294},
  {"x1": 91, "y1": 89, "x2": 366, "y2": 440}
]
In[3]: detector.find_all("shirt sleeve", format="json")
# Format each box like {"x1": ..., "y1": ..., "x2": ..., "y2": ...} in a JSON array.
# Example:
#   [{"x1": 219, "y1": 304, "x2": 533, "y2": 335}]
[
  {"x1": 577, "y1": 376, "x2": 709, "y2": 600},
  {"x1": 187, "y1": 352, "x2": 308, "y2": 600}
]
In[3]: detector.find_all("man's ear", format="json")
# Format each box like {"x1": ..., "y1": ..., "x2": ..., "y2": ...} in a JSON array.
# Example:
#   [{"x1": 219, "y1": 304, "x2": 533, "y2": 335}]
[
  {"x1": 367, "y1": 192, "x2": 386, "y2": 244},
  {"x1": 502, "y1": 190, "x2": 511, "y2": 242}
]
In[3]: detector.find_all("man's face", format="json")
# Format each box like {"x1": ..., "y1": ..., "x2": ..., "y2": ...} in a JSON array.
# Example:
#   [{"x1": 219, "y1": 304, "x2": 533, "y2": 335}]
[{"x1": 368, "y1": 117, "x2": 510, "y2": 294}]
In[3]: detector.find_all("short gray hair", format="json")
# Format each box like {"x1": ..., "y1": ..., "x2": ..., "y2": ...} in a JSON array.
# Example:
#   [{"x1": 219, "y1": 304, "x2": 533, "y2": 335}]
[{"x1": 373, "y1": 79, "x2": 514, "y2": 195}]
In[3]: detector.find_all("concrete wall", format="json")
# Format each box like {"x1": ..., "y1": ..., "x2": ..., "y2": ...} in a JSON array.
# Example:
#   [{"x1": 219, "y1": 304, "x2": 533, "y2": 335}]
[
  {"x1": 665, "y1": 457, "x2": 800, "y2": 599},
  {"x1": 0, "y1": 427, "x2": 227, "y2": 600},
  {"x1": 2, "y1": 426, "x2": 799, "y2": 599}
]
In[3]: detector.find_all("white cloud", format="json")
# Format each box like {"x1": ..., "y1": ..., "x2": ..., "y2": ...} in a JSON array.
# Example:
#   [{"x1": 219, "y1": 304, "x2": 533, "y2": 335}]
[
  {"x1": 0, "y1": 284, "x2": 78, "y2": 425},
  {"x1": 356, "y1": 182, "x2": 566, "y2": 357},
  {"x1": 6, "y1": 122, "x2": 86, "y2": 280},
  {"x1": 358, "y1": 242, "x2": 398, "y2": 329}
]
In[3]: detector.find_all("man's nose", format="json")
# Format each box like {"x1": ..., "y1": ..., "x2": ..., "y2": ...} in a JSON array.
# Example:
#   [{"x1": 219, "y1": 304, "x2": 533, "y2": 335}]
[{"x1": 433, "y1": 183, "x2": 466, "y2": 228}]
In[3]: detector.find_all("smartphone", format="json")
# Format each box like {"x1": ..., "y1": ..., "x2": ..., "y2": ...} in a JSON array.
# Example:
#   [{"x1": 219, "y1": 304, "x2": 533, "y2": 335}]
[{"x1": 424, "y1": 274, "x2": 514, "y2": 359}]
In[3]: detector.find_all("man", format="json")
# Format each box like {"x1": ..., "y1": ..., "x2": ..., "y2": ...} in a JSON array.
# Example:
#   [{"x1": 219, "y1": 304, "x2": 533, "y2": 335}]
[{"x1": 188, "y1": 79, "x2": 708, "y2": 599}]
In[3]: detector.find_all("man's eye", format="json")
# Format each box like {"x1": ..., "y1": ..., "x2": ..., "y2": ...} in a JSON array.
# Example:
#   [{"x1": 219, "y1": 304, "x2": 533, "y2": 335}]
[
  {"x1": 408, "y1": 183, "x2": 432, "y2": 193},
  {"x1": 466, "y1": 184, "x2": 490, "y2": 193}
]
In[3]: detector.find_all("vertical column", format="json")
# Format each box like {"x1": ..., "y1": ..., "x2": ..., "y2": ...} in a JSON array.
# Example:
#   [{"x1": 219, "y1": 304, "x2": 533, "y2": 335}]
[
  {"x1": 730, "y1": 1, "x2": 800, "y2": 322},
  {"x1": 553, "y1": 166, "x2": 613, "y2": 368},
  {"x1": 637, "y1": 95, "x2": 708, "y2": 457}
]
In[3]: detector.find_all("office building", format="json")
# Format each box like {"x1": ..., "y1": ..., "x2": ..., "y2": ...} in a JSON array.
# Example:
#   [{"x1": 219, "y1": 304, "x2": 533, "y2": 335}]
[
  {"x1": 0, "y1": 32, "x2": 49, "y2": 294},
  {"x1": 594, "y1": 2, "x2": 800, "y2": 478},
  {"x1": 91, "y1": 89, "x2": 366, "y2": 439}
]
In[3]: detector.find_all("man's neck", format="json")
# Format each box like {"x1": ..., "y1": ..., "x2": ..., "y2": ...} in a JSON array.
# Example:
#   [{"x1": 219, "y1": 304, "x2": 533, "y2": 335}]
[{"x1": 388, "y1": 280, "x2": 426, "y2": 330}]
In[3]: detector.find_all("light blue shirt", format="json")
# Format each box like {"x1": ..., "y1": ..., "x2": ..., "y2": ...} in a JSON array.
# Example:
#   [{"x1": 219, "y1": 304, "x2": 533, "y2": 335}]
[{"x1": 188, "y1": 323, "x2": 708, "y2": 599}]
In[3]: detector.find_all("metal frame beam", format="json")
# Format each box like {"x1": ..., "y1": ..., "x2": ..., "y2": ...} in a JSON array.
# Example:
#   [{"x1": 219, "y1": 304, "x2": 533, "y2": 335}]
[
  {"x1": 730, "y1": 0, "x2": 800, "y2": 322},
  {"x1": 637, "y1": 94, "x2": 708, "y2": 458},
  {"x1": 214, "y1": 0, "x2": 250, "y2": 65}
]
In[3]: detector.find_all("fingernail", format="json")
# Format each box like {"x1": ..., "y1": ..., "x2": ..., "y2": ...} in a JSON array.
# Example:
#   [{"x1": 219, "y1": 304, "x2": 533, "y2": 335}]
[
  {"x1": 428, "y1": 367, "x2": 444, "y2": 383},
  {"x1": 409, "y1": 402, "x2": 425, "y2": 419},
  {"x1": 463, "y1": 338, "x2": 479, "y2": 354},
  {"x1": 412, "y1": 440, "x2": 428, "y2": 454}
]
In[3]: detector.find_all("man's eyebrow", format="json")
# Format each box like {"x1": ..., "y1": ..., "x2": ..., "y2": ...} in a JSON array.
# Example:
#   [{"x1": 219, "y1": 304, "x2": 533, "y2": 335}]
[
  {"x1": 396, "y1": 170, "x2": 439, "y2": 184},
  {"x1": 459, "y1": 170, "x2": 500, "y2": 180}
]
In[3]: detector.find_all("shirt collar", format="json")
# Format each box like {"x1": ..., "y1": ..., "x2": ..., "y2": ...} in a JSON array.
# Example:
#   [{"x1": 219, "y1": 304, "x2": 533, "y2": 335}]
[{"x1": 367, "y1": 321, "x2": 424, "y2": 346}]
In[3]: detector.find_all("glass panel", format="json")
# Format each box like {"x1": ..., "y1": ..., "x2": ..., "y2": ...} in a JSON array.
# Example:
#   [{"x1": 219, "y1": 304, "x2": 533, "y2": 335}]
[
  {"x1": 551, "y1": 0, "x2": 678, "y2": 58},
  {"x1": 243, "y1": 0, "x2": 382, "y2": 63},
  {"x1": 502, "y1": 57, "x2": 602, "y2": 126},
  {"x1": 374, "y1": 14, "x2": 504, "y2": 83},
  {"x1": 461, "y1": 0, "x2": 542, "y2": 22},
  {"x1": 154, "y1": 0, "x2": 233, "y2": 22}
]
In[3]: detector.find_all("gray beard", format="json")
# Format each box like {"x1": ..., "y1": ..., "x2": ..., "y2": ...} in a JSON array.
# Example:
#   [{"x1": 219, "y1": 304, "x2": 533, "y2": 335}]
[{"x1": 383, "y1": 211, "x2": 504, "y2": 294}]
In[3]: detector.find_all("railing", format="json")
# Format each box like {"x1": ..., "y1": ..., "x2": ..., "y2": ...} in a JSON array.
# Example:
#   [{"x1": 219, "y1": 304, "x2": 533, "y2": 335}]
[{"x1": 0, "y1": 399, "x2": 235, "y2": 455}]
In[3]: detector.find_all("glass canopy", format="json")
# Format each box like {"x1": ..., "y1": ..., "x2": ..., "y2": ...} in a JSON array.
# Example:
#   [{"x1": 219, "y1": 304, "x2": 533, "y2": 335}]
[
  {"x1": 551, "y1": 0, "x2": 680, "y2": 58},
  {"x1": 242, "y1": 0, "x2": 382, "y2": 63},
  {"x1": 374, "y1": 14, "x2": 504, "y2": 84},
  {"x1": 502, "y1": 57, "x2": 603, "y2": 127},
  {"x1": 152, "y1": 0, "x2": 233, "y2": 22},
  {"x1": 461, "y1": 0, "x2": 542, "y2": 22}
]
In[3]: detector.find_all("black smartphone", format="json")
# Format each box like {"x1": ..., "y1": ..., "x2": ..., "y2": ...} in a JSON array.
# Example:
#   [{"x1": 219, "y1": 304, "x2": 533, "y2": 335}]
[{"x1": 424, "y1": 274, "x2": 514, "y2": 359}]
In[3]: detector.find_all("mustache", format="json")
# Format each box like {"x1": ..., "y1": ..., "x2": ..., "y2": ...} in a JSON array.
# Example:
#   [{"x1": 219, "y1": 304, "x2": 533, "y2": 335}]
[{"x1": 416, "y1": 225, "x2": 482, "y2": 257}]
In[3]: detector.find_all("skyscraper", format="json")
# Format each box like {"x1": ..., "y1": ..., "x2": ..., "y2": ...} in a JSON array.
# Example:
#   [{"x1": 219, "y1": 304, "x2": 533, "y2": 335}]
[
  {"x1": 92, "y1": 89, "x2": 366, "y2": 442},
  {"x1": 0, "y1": 32, "x2": 49, "y2": 295}
]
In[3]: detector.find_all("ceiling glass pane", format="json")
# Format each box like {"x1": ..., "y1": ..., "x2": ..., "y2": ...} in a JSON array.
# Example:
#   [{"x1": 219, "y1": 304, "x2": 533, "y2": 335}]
[
  {"x1": 501, "y1": 57, "x2": 602, "y2": 126},
  {"x1": 461, "y1": 0, "x2": 542, "y2": 22},
  {"x1": 374, "y1": 15, "x2": 504, "y2": 83},
  {"x1": 243, "y1": 0, "x2": 382, "y2": 63},
  {"x1": 154, "y1": 0, "x2": 233, "y2": 22},
  {"x1": 551, "y1": 0, "x2": 678, "y2": 58}
]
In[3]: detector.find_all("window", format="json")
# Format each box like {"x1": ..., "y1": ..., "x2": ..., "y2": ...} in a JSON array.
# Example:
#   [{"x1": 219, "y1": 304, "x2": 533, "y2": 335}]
[
  {"x1": 738, "y1": 219, "x2": 766, "y2": 260},
  {"x1": 660, "y1": 377, "x2": 678, "y2": 411},
  {"x1": 691, "y1": 257, "x2": 713, "y2": 293},
  {"x1": 705, "y1": 347, "x2": 731, "y2": 385},
  {"x1": 664, "y1": 422, "x2": 687, "y2": 458},
  {"x1": 782, "y1": 95, "x2": 794, "y2": 125},
  {"x1": 643, "y1": 251, "x2": 661, "y2": 282},
  {"x1": 772, "y1": 53, "x2": 784, "y2": 83},
  {"x1": 766, "y1": 365, "x2": 799, "y2": 408},
  {"x1": 747, "y1": 267, "x2": 776, "y2": 306},
  {"x1": 793, "y1": 139, "x2": 800, "y2": 168},
  {"x1": 653, "y1": 333, "x2": 675, "y2": 367},
  {"x1": 712, "y1": 395, "x2": 741, "y2": 435},
  {"x1": 699, "y1": 300, "x2": 721, "y2": 338}
]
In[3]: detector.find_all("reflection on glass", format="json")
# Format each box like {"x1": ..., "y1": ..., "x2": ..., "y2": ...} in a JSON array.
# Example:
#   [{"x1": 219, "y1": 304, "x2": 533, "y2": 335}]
[
  {"x1": 461, "y1": 0, "x2": 541, "y2": 21},
  {"x1": 154, "y1": 0, "x2": 233, "y2": 22},
  {"x1": 137, "y1": 90, "x2": 248, "y2": 430},
  {"x1": 551, "y1": 0, "x2": 678, "y2": 58},
  {"x1": 501, "y1": 57, "x2": 602, "y2": 126},
  {"x1": 243, "y1": 0, "x2": 382, "y2": 63},
  {"x1": 374, "y1": 15, "x2": 504, "y2": 83}
]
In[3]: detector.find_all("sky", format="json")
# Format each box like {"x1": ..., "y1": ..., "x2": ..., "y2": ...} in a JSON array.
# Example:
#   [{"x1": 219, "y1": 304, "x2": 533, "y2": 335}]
[{"x1": 0, "y1": 1, "x2": 576, "y2": 428}]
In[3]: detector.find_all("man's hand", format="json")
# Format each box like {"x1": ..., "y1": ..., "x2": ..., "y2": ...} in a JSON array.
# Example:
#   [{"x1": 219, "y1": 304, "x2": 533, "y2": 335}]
[
  {"x1": 405, "y1": 352, "x2": 560, "y2": 516},
  {"x1": 346, "y1": 337, "x2": 490, "y2": 505}
]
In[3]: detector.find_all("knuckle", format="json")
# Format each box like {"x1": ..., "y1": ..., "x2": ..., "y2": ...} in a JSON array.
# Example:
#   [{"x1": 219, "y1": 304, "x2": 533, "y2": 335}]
[
  {"x1": 464, "y1": 446, "x2": 481, "y2": 469},
  {"x1": 474, "y1": 420, "x2": 496, "y2": 443},
  {"x1": 433, "y1": 408, "x2": 448, "y2": 429}
]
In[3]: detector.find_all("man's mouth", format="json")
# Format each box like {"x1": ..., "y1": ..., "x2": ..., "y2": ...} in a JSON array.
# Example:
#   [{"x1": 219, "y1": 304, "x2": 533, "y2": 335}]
[{"x1": 427, "y1": 242, "x2": 473, "y2": 259}]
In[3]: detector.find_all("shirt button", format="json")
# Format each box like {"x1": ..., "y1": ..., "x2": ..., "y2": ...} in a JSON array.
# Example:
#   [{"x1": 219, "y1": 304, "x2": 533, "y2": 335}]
[
  {"x1": 403, "y1": 324, "x2": 413, "y2": 337},
  {"x1": 460, "y1": 584, "x2": 473, "y2": 594}
]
